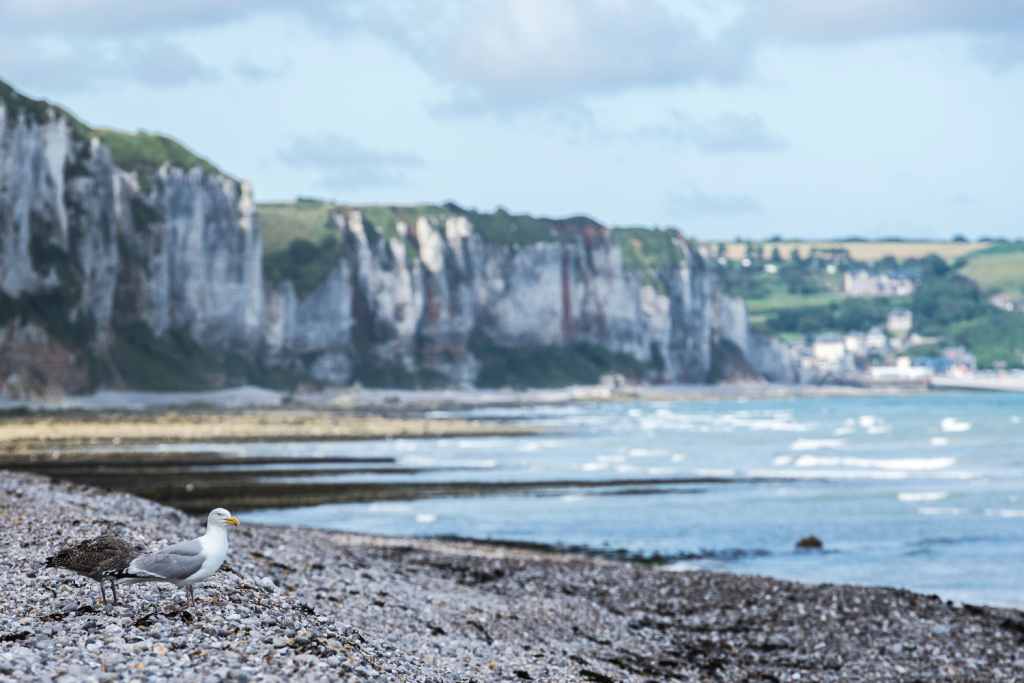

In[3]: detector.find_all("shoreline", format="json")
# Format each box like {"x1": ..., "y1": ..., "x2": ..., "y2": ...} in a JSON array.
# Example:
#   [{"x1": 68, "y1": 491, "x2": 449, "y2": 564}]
[
  {"x1": 0, "y1": 409, "x2": 537, "y2": 455},
  {"x1": 0, "y1": 382, "x2": 937, "y2": 415},
  {"x1": 3, "y1": 470, "x2": 1023, "y2": 682}
]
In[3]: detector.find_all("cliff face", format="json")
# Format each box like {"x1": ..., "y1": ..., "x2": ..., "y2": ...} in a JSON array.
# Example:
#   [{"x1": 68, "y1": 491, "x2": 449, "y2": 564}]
[
  {"x1": 0, "y1": 79, "x2": 789, "y2": 395},
  {"x1": 259, "y1": 205, "x2": 760, "y2": 387},
  {"x1": 0, "y1": 82, "x2": 260, "y2": 396}
]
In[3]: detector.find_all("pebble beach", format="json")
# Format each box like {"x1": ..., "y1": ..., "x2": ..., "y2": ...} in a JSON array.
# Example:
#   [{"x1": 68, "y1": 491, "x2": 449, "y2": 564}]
[{"x1": 2, "y1": 470, "x2": 1024, "y2": 682}]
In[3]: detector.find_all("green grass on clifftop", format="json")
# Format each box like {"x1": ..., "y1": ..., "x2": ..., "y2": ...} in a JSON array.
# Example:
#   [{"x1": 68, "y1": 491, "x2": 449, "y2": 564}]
[{"x1": 94, "y1": 130, "x2": 220, "y2": 177}]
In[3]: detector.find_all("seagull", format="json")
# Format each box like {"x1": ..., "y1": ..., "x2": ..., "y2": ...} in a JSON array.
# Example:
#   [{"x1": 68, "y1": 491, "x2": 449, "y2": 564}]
[
  {"x1": 45, "y1": 534, "x2": 148, "y2": 606},
  {"x1": 106, "y1": 508, "x2": 239, "y2": 611}
]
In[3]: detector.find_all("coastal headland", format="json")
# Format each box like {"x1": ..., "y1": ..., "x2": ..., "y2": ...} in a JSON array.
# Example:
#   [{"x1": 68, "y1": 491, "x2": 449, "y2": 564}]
[{"x1": 2, "y1": 470, "x2": 1022, "y2": 682}]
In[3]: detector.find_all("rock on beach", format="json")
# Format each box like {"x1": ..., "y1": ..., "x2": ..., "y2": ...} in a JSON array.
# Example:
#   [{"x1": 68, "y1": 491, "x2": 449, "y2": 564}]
[{"x1": 2, "y1": 470, "x2": 1023, "y2": 682}]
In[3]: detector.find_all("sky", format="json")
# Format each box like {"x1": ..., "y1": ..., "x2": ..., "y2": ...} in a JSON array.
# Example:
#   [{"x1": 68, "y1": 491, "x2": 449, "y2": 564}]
[{"x1": 1, "y1": 0, "x2": 1023, "y2": 241}]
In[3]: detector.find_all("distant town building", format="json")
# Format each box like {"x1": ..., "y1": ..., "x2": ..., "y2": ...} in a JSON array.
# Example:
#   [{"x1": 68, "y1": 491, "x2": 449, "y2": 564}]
[
  {"x1": 989, "y1": 292, "x2": 1015, "y2": 312},
  {"x1": 866, "y1": 326, "x2": 888, "y2": 351},
  {"x1": 812, "y1": 334, "x2": 846, "y2": 363},
  {"x1": 844, "y1": 331, "x2": 867, "y2": 357},
  {"x1": 843, "y1": 269, "x2": 917, "y2": 297},
  {"x1": 886, "y1": 307, "x2": 913, "y2": 334},
  {"x1": 943, "y1": 346, "x2": 977, "y2": 371},
  {"x1": 912, "y1": 356, "x2": 955, "y2": 374}
]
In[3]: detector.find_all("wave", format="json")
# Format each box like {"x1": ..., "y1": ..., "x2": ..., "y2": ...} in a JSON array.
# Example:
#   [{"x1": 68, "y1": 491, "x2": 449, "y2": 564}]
[
  {"x1": 790, "y1": 439, "x2": 845, "y2": 451},
  {"x1": 918, "y1": 507, "x2": 970, "y2": 515},
  {"x1": 787, "y1": 456, "x2": 956, "y2": 471},
  {"x1": 941, "y1": 417, "x2": 972, "y2": 433},
  {"x1": 898, "y1": 492, "x2": 948, "y2": 502}
]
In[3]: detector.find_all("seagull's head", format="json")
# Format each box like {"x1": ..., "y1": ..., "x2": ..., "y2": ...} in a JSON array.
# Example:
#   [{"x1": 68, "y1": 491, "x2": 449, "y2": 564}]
[{"x1": 209, "y1": 508, "x2": 240, "y2": 528}]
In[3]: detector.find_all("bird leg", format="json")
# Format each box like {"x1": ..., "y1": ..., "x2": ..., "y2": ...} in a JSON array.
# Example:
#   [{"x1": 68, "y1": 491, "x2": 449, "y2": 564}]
[
  {"x1": 99, "y1": 581, "x2": 108, "y2": 606},
  {"x1": 186, "y1": 585, "x2": 197, "y2": 611},
  {"x1": 110, "y1": 580, "x2": 119, "y2": 607}
]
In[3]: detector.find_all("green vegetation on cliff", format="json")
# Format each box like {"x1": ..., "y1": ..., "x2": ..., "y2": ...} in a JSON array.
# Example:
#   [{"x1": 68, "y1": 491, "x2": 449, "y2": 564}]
[
  {"x1": 94, "y1": 129, "x2": 220, "y2": 177},
  {"x1": 469, "y1": 328, "x2": 647, "y2": 388},
  {"x1": 1, "y1": 78, "x2": 222, "y2": 179},
  {"x1": 613, "y1": 227, "x2": 687, "y2": 292}
]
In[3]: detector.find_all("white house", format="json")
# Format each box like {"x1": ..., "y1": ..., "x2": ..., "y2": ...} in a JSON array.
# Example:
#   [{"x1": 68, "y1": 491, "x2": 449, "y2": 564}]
[
  {"x1": 813, "y1": 334, "x2": 846, "y2": 363},
  {"x1": 886, "y1": 308, "x2": 913, "y2": 334},
  {"x1": 866, "y1": 326, "x2": 888, "y2": 351},
  {"x1": 844, "y1": 269, "x2": 917, "y2": 297}
]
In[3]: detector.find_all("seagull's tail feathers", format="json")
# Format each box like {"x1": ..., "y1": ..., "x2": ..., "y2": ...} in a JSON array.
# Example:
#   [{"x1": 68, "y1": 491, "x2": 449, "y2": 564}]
[{"x1": 102, "y1": 566, "x2": 161, "y2": 583}]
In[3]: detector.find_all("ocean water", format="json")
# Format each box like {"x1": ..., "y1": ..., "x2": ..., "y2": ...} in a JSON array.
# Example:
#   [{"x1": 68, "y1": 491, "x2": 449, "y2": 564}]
[{"x1": 239, "y1": 392, "x2": 1024, "y2": 608}]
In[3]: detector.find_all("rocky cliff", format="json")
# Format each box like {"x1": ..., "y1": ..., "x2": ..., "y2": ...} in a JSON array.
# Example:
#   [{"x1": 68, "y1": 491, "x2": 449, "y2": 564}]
[
  {"x1": 0, "y1": 79, "x2": 787, "y2": 395},
  {"x1": 258, "y1": 203, "x2": 780, "y2": 388},
  {"x1": 0, "y1": 80, "x2": 261, "y2": 396}
]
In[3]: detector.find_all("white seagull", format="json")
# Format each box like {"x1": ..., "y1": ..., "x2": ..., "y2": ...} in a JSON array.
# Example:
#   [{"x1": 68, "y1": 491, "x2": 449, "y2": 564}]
[{"x1": 107, "y1": 508, "x2": 239, "y2": 610}]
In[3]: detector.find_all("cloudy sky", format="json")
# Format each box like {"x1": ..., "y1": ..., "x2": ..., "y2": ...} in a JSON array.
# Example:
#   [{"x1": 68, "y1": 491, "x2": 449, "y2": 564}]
[{"x1": 1, "y1": 0, "x2": 1022, "y2": 240}]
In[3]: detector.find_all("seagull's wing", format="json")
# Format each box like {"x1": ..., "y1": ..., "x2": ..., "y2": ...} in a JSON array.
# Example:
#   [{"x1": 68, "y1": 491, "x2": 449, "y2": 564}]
[
  {"x1": 46, "y1": 534, "x2": 128, "y2": 574},
  {"x1": 110, "y1": 539, "x2": 206, "y2": 582}
]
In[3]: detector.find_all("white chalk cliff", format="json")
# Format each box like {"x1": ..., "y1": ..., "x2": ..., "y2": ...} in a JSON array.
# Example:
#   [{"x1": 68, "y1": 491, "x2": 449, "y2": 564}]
[{"x1": 0, "y1": 80, "x2": 790, "y2": 395}]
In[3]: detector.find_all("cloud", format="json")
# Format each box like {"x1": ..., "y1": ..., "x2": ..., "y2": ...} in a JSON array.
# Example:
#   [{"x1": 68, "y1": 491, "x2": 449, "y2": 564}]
[
  {"x1": 739, "y1": 0, "x2": 1024, "y2": 44},
  {"x1": 276, "y1": 134, "x2": 423, "y2": 189},
  {"x1": 4, "y1": 0, "x2": 1024, "y2": 102},
  {"x1": 0, "y1": 0, "x2": 294, "y2": 37},
  {"x1": 666, "y1": 185, "x2": 761, "y2": 218},
  {"x1": 234, "y1": 59, "x2": 288, "y2": 82},
  {"x1": 0, "y1": 37, "x2": 216, "y2": 92},
  {"x1": 362, "y1": 0, "x2": 750, "y2": 111},
  {"x1": 628, "y1": 112, "x2": 787, "y2": 153}
]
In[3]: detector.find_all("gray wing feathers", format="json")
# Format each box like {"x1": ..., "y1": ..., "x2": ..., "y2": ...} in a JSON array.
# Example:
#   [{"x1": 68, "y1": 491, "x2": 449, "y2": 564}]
[{"x1": 128, "y1": 539, "x2": 206, "y2": 581}]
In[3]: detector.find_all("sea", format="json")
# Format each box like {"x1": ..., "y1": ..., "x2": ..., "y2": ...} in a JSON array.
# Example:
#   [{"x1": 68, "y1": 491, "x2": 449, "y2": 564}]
[{"x1": 238, "y1": 392, "x2": 1024, "y2": 608}]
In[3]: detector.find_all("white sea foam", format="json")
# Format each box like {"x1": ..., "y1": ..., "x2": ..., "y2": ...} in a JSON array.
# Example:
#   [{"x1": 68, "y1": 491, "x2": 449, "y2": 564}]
[
  {"x1": 867, "y1": 425, "x2": 892, "y2": 435},
  {"x1": 897, "y1": 492, "x2": 947, "y2": 502},
  {"x1": 670, "y1": 454, "x2": 690, "y2": 462},
  {"x1": 747, "y1": 469, "x2": 910, "y2": 480},
  {"x1": 694, "y1": 468, "x2": 737, "y2": 477},
  {"x1": 834, "y1": 426, "x2": 856, "y2": 436},
  {"x1": 917, "y1": 507, "x2": 970, "y2": 515},
  {"x1": 517, "y1": 440, "x2": 558, "y2": 452},
  {"x1": 415, "y1": 513, "x2": 439, "y2": 523},
  {"x1": 561, "y1": 495, "x2": 587, "y2": 503},
  {"x1": 859, "y1": 416, "x2": 878, "y2": 428},
  {"x1": 793, "y1": 456, "x2": 955, "y2": 470},
  {"x1": 627, "y1": 448, "x2": 667, "y2": 458},
  {"x1": 790, "y1": 439, "x2": 845, "y2": 451},
  {"x1": 941, "y1": 417, "x2": 971, "y2": 433},
  {"x1": 773, "y1": 456, "x2": 794, "y2": 466},
  {"x1": 984, "y1": 509, "x2": 1024, "y2": 517},
  {"x1": 458, "y1": 439, "x2": 499, "y2": 449},
  {"x1": 931, "y1": 437, "x2": 950, "y2": 446},
  {"x1": 597, "y1": 455, "x2": 627, "y2": 463},
  {"x1": 1012, "y1": 416, "x2": 1021, "y2": 424},
  {"x1": 634, "y1": 410, "x2": 816, "y2": 434},
  {"x1": 581, "y1": 462, "x2": 609, "y2": 472},
  {"x1": 399, "y1": 457, "x2": 497, "y2": 469}
]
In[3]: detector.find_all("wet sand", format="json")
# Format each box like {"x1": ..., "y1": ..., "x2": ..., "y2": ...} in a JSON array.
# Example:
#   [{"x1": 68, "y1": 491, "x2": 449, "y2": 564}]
[{"x1": 0, "y1": 408, "x2": 536, "y2": 453}]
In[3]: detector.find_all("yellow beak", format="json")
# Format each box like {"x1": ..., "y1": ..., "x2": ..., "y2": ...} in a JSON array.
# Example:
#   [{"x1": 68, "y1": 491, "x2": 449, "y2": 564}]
[{"x1": 226, "y1": 517, "x2": 240, "y2": 526}]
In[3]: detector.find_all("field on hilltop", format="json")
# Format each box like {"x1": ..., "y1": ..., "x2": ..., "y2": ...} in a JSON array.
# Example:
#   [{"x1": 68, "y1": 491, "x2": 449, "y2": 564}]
[{"x1": 711, "y1": 240, "x2": 988, "y2": 263}]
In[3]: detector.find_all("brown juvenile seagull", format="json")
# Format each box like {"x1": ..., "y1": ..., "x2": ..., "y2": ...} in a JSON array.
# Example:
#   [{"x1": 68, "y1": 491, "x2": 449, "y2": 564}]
[{"x1": 45, "y1": 534, "x2": 147, "y2": 606}]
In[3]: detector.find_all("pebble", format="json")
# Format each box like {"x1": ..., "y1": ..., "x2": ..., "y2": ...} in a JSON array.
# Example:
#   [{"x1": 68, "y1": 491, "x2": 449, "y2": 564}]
[{"x1": 2, "y1": 470, "x2": 1023, "y2": 682}]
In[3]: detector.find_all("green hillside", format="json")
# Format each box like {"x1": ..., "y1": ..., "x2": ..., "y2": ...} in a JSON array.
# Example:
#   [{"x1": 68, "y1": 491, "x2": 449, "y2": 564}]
[
  {"x1": 716, "y1": 238, "x2": 1024, "y2": 369},
  {"x1": 960, "y1": 243, "x2": 1024, "y2": 307}
]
